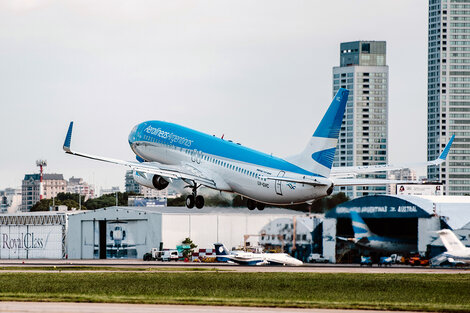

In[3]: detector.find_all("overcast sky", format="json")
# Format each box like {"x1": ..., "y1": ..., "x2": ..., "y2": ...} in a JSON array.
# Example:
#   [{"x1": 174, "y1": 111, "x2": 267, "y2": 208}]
[{"x1": 0, "y1": 0, "x2": 428, "y2": 191}]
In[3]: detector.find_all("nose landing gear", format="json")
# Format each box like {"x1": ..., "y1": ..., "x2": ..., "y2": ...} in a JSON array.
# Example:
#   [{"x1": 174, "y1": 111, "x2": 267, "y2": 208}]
[{"x1": 185, "y1": 184, "x2": 205, "y2": 209}]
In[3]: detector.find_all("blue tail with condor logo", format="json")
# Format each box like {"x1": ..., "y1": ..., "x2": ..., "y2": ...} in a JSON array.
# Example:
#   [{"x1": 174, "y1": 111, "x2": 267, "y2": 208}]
[
  {"x1": 350, "y1": 211, "x2": 373, "y2": 241},
  {"x1": 286, "y1": 88, "x2": 349, "y2": 177}
]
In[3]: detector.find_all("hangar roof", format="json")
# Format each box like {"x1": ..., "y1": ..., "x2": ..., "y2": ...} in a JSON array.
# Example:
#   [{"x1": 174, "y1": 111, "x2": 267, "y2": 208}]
[
  {"x1": 69, "y1": 206, "x2": 306, "y2": 218},
  {"x1": 326, "y1": 195, "x2": 470, "y2": 229}
]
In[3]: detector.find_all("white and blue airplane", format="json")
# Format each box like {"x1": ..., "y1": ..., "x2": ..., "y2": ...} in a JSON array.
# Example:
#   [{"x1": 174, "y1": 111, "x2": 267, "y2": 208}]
[
  {"x1": 433, "y1": 229, "x2": 470, "y2": 265},
  {"x1": 63, "y1": 88, "x2": 453, "y2": 210},
  {"x1": 346, "y1": 211, "x2": 416, "y2": 253},
  {"x1": 214, "y1": 243, "x2": 303, "y2": 266}
]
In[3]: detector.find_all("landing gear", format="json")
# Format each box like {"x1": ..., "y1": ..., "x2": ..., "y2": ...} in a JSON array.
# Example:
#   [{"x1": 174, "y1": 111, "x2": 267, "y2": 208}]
[
  {"x1": 195, "y1": 195, "x2": 204, "y2": 209},
  {"x1": 185, "y1": 184, "x2": 204, "y2": 209},
  {"x1": 247, "y1": 199, "x2": 265, "y2": 211},
  {"x1": 186, "y1": 195, "x2": 195, "y2": 209},
  {"x1": 247, "y1": 199, "x2": 256, "y2": 210}
]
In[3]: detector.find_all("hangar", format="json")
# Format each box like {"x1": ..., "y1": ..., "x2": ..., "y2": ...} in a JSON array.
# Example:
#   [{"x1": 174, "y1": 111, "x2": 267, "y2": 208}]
[
  {"x1": 323, "y1": 195, "x2": 470, "y2": 263},
  {"x1": 0, "y1": 212, "x2": 67, "y2": 259},
  {"x1": 66, "y1": 206, "x2": 305, "y2": 260}
]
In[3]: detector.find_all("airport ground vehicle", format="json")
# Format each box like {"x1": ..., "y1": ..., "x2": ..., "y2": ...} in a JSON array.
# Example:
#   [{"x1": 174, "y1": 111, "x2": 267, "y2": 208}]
[
  {"x1": 143, "y1": 248, "x2": 180, "y2": 261},
  {"x1": 378, "y1": 256, "x2": 393, "y2": 266},
  {"x1": 360, "y1": 256, "x2": 372, "y2": 266},
  {"x1": 408, "y1": 255, "x2": 429, "y2": 266},
  {"x1": 307, "y1": 253, "x2": 329, "y2": 263}
]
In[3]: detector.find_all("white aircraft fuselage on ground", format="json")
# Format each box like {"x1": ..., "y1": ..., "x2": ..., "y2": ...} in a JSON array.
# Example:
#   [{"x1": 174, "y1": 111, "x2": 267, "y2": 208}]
[
  {"x1": 214, "y1": 243, "x2": 303, "y2": 266},
  {"x1": 436, "y1": 229, "x2": 470, "y2": 265}
]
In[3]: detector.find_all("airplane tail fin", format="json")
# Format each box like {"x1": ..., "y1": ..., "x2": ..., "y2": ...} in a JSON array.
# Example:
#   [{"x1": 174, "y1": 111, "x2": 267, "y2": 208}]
[
  {"x1": 438, "y1": 229, "x2": 466, "y2": 252},
  {"x1": 214, "y1": 243, "x2": 229, "y2": 256},
  {"x1": 214, "y1": 243, "x2": 230, "y2": 262},
  {"x1": 350, "y1": 211, "x2": 373, "y2": 240},
  {"x1": 286, "y1": 88, "x2": 349, "y2": 177}
]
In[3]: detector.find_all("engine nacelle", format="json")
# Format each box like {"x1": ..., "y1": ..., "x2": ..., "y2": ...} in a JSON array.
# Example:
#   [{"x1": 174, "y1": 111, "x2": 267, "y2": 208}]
[{"x1": 132, "y1": 171, "x2": 169, "y2": 190}]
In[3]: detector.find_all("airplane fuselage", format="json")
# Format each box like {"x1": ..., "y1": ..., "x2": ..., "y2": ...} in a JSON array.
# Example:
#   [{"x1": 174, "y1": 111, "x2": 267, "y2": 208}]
[
  {"x1": 128, "y1": 121, "x2": 333, "y2": 205},
  {"x1": 356, "y1": 236, "x2": 416, "y2": 254}
]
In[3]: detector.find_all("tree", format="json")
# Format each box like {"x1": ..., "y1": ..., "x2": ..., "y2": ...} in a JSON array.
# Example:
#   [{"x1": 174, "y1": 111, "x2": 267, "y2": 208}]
[
  {"x1": 84, "y1": 192, "x2": 137, "y2": 210},
  {"x1": 30, "y1": 197, "x2": 83, "y2": 211},
  {"x1": 181, "y1": 237, "x2": 197, "y2": 259}
]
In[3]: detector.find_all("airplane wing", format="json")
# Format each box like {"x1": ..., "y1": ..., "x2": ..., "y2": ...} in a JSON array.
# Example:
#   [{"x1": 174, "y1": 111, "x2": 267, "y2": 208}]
[
  {"x1": 63, "y1": 122, "x2": 217, "y2": 188},
  {"x1": 331, "y1": 135, "x2": 455, "y2": 177}
]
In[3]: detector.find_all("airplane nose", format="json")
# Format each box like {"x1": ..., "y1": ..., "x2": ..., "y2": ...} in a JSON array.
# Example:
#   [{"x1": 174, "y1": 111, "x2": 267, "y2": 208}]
[{"x1": 128, "y1": 124, "x2": 140, "y2": 145}]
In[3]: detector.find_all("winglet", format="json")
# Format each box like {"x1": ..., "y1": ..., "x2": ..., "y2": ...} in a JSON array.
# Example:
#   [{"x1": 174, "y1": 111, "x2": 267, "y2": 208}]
[
  {"x1": 439, "y1": 134, "x2": 455, "y2": 160},
  {"x1": 63, "y1": 121, "x2": 73, "y2": 153}
]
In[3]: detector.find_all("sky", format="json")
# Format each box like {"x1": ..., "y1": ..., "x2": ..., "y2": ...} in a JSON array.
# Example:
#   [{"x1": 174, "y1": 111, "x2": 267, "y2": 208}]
[{"x1": 0, "y1": 0, "x2": 428, "y2": 191}]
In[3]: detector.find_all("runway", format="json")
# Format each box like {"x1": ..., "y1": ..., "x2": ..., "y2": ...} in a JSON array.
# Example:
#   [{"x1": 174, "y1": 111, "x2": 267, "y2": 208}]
[
  {"x1": 0, "y1": 259, "x2": 468, "y2": 274},
  {"x1": 0, "y1": 302, "x2": 428, "y2": 313}
]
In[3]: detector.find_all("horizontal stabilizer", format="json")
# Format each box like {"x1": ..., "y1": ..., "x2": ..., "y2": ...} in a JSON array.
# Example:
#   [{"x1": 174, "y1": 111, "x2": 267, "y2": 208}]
[{"x1": 332, "y1": 178, "x2": 419, "y2": 186}]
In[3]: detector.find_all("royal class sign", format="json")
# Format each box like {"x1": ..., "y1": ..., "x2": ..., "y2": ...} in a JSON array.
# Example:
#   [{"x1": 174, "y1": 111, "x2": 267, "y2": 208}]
[{"x1": 0, "y1": 225, "x2": 63, "y2": 259}]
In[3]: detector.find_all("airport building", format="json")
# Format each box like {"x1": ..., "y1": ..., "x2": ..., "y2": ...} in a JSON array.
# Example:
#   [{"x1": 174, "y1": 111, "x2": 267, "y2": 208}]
[
  {"x1": 66, "y1": 207, "x2": 305, "y2": 260},
  {"x1": 332, "y1": 40, "x2": 389, "y2": 199},
  {"x1": 322, "y1": 194, "x2": 470, "y2": 263},
  {"x1": 0, "y1": 212, "x2": 67, "y2": 259},
  {"x1": 427, "y1": 0, "x2": 470, "y2": 195}
]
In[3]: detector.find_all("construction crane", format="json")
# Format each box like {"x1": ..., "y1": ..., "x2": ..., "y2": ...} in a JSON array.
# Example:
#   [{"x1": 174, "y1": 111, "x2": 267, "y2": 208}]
[{"x1": 36, "y1": 160, "x2": 47, "y2": 200}]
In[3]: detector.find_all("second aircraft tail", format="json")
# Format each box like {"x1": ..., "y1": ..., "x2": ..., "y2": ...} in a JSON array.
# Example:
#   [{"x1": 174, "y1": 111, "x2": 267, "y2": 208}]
[
  {"x1": 350, "y1": 211, "x2": 373, "y2": 241},
  {"x1": 438, "y1": 229, "x2": 467, "y2": 252}
]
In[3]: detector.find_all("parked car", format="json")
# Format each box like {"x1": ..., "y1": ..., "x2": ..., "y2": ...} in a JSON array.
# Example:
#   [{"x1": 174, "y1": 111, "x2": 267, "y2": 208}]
[{"x1": 307, "y1": 253, "x2": 329, "y2": 263}]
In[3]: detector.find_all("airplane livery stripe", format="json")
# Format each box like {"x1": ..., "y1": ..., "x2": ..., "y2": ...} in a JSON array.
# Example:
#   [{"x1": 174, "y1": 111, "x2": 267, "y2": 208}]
[{"x1": 136, "y1": 121, "x2": 321, "y2": 176}]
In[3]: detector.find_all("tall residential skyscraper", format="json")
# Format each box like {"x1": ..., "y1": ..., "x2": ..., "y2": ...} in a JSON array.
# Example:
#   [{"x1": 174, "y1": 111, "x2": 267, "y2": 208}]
[
  {"x1": 428, "y1": 0, "x2": 469, "y2": 195},
  {"x1": 332, "y1": 41, "x2": 389, "y2": 199}
]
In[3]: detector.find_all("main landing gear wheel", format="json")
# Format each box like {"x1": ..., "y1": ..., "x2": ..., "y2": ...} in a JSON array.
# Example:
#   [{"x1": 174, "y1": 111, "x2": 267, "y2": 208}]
[
  {"x1": 185, "y1": 183, "x2": 205, "y2": 209},
  {"x1": 247, "y1": 199, "x2": 256, "y2": 211},
  {"x1": 195, "y1": 195, "x2": 204, "y2": 209},
  {"x1": 186, "y1": 195, "x2": 195, "y2": 209},
  {"x1": 256, "y1": 202, "x2": 265, "y2": 211}
]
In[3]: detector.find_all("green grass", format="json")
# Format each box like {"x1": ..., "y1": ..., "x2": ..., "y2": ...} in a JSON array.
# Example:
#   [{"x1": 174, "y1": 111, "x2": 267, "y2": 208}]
[{"x1": 0, "y1": 272, "x2": 469, "y2": 312}]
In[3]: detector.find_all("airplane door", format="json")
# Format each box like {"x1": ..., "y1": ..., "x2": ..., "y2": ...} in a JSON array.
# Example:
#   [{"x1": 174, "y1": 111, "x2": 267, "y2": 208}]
[{"x1": 275, "y1": 171, "x2": 285, "y2": 196}]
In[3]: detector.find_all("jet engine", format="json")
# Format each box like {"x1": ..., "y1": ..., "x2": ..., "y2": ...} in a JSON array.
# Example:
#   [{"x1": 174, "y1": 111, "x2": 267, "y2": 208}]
[{"x1": 132, "y1": 171, "x2": 169, "y2": 190}]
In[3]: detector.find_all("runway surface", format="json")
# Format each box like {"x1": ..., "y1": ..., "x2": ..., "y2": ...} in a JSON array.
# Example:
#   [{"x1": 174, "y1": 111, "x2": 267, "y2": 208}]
[
  {"x1": 0, "y1": 259, "x2": 468, "y2": 274},
  {"x1": 0, "y1": 302, "x2": 427, "y2": 313}
]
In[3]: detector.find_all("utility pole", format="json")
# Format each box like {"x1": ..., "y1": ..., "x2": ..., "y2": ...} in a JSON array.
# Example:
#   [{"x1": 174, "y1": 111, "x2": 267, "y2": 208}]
[{"x1": 36, "y1": 160, "x2": 47, "y2": 200}]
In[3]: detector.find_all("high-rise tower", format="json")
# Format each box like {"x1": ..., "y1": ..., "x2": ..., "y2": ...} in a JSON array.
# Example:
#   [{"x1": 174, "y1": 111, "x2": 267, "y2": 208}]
[
  {"x1": 428, "y1": 0, "x2": 469, "y2": 195},
  {"x1": 332, "y1": 41, "x2": 389, "y2": 198}
]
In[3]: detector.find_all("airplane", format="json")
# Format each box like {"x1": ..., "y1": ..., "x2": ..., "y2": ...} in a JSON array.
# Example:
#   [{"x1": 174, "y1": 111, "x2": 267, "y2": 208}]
[
  {"x1": 432, "y1": 229, "x2": 470, "y2": 265},
  {"x1": 63, "y1": 88, "x2": 454, "y2": 210},
  {"x1": 214, "y1": 243, "x2": 303, "y2": 266},
  {"x1": 343, "y1": 211, "x2": 416, "y2": 253}
]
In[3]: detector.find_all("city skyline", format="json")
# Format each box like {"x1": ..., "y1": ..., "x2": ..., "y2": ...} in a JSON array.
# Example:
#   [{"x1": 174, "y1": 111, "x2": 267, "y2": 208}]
[{"x1": 1, "y1": 1, "x2": 428, "y2": 191}]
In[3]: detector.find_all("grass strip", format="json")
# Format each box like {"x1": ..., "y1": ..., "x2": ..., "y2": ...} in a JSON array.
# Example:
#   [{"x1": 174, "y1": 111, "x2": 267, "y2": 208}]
[
  {"x1": 0, "y1": 272, "x2": 469, "y2": 312},
  {"x1": 0, "y1": 266, "x2": 225, "y2": 272}
]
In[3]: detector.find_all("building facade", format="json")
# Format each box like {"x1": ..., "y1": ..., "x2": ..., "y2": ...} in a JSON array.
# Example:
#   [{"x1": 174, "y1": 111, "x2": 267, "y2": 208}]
[
  {"x1": 332, "y1": 41, "x2": 389, "y2": 198},
  {"x1": 67, "y1": 177, "x2": 95, "y2": 200},
  {"x1": 21, "y1": 174, "x2": 67, "y2": 211},
  {"x1": 428, "y1": 0, "x2": 470, "y2": 195}
]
